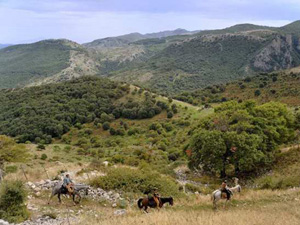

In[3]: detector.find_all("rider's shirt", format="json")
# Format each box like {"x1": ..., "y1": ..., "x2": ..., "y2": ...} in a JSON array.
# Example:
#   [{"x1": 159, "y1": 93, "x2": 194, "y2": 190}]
[{"x1": 63, "y1": 177, "x2": 72, "y2": 187}]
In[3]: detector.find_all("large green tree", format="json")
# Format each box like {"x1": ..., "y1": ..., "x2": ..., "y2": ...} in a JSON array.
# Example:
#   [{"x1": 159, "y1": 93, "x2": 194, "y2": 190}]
[{"x1": 189, "y1": 101, "x2": 295, "y2": 177}]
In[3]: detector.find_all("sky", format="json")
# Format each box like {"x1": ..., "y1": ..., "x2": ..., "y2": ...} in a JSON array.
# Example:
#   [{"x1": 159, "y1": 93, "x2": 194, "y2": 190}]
[{"x1": 0, "y1": 0, "x2": 299, "y2": 44}]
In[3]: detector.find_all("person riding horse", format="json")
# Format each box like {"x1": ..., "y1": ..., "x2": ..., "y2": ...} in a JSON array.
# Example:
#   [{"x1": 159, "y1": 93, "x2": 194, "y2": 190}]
[
  {"x1": 63, "y1": 173, "x2": 74, "y2": 196},
  {"x1": 220, "y1": 180, "x2": 233, "y2": 200},
  {"x1": 145, "y1": 187, "x2": 160, "y2": 207}
]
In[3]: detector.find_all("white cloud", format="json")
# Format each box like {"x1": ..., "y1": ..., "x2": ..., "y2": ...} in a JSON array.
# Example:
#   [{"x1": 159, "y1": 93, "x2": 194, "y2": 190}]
[{"x1": 0, "y1": 1, "x2": 295, "y2": 44}]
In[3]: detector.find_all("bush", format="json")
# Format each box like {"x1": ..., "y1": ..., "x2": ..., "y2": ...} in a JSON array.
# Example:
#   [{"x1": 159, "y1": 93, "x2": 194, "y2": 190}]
[
  {"x1": 5, "y1": 165, "x2": 18, "y2": 174},
  {"x1": 90, "y1": 167, "x2": 180, "y2": 196},
  {"x1": 254, "y1": 89, "x2": 261, "y2": 96},
  {"x1": 37, "y1": 144, "x2": 45, "y2": 150},
  {"x1": 102, "y1": 122, "x2": 110, "y2": 131},
  {"x1": 109, "y1": 128, "x2": 116, "y2": 135},
  {"x1": 185, "y1": 183, "x2": 201, "y2": 193},
  {"x1": 41, "y1": 154, "x2": 48, "y2": 160},
  {"x1": 256, "y1": 175, "x2": 299, "y2": 190},
  {"x1": 0, "y1": 181, "x2": 29, "y2": 223},
  {"x1": 167, "y1": 111, "x2": 174, "y2": 118}
]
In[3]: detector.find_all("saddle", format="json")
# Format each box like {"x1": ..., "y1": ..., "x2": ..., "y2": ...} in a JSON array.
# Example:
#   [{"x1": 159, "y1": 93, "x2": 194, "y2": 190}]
[{"x1": 67, "y1": 184, "x2": 74, "y2": 194}]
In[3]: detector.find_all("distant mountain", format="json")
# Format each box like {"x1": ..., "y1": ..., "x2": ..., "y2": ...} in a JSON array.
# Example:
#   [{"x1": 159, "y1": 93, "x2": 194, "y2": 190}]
[
  {"x1": 0, "y1": 39, "x2": 99, "y2": 89},
  {"x1": 0, "y1": 44, "x2": 11, "y2": 49},
  {"x1": 109, "y1": 22, "x2": 300, "y2": 95},
  {"x1": 1, "y1": 21, "x2": 300, "y2": 93},
  {"x1": 83, "y1": 28, "x2": 195, "y2": 49}
]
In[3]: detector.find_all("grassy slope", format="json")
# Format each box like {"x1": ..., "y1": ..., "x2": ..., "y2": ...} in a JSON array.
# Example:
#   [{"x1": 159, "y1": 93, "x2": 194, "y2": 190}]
[{"x1": 0, "y1": 39, "x2": 84, "y2": 89}]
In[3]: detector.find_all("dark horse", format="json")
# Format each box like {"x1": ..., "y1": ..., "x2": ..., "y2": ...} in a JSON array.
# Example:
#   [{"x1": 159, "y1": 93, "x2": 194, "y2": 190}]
[
  {"x1": 48, "y1": 182, "x2": 89, "y2": 205},
  {"x1": 137, "y1": 197, "x2": 174, "y2": 213}
]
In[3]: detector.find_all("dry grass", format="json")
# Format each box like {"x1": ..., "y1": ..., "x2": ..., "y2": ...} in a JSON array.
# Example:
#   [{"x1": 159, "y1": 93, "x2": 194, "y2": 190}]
[
  {"x1": 72, "y1": 189, "x2": 300, "y2": 225},
  {"x1": 76, "y1": 202, "x2": 300, "y2": 225}
]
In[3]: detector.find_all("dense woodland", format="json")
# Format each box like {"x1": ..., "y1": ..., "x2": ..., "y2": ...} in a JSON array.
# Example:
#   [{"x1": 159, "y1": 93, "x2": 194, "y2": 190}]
[{"x1": 0, "y1": 77, "x2": 172, "y2": 143}]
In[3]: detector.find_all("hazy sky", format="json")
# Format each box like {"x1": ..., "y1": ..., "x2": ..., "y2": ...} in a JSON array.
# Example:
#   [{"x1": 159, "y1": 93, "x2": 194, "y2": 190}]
[{"x1": 0, "y1": 0, "x2": 299, "y2": 44}]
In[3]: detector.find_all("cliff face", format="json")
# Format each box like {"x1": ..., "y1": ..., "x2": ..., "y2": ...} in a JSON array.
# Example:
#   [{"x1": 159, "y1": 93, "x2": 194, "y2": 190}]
[{"x1": 252, "y1": 35, "x2": 300, "y2": 72}]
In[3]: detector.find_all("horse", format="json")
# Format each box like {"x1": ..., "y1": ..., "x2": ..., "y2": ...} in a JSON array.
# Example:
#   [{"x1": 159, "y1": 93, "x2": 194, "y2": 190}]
[
  {"x1": 159, "y1": 197, "x2": 174, "y2": 207},
  {"x1": 211, "y1": 178, "x2": 241, "y2": 209},
  {"x1": 48, "y1": 182, "x2": 89, "y2": 205},
  {"x1": 138, "y1": 196, "x2": 174, "y2": 213}
]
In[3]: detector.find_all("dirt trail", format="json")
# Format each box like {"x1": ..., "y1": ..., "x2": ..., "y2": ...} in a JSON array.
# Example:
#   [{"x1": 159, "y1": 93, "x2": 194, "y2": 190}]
[{"x1": 281, "y1": 144, "x2": 299, "y2": 153}]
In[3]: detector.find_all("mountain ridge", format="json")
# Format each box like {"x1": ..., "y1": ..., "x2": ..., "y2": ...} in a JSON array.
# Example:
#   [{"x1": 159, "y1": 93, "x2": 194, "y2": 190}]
[{"x1": 1, "y1": 21, "x2": 300, "y2": 94}]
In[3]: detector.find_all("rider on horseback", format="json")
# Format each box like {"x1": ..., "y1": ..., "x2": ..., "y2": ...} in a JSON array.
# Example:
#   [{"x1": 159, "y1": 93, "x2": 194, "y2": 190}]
[
  {"x1": 220, "y1": 180, "x2": 232, "y2": 200},
  {"x1": 63, "y1": 173, "x2": 74, "y2": 196},
  {"x1": 146, "y1": 187, "x2": 160, "y2": 207}
]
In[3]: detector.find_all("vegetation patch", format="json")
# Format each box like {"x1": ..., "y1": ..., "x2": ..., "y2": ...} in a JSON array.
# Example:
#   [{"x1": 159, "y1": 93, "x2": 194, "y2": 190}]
[{"x1": 90, "y1": 167, "x2": 181, "y2": 196}]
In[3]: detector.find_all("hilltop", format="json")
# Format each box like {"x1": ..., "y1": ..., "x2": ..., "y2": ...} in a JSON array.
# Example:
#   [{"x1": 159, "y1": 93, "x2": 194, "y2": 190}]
[
  {"x1": 0, "y1": 44, "x2": 11, "y2": 49},
  {"x1": 83, "y1": 28, "x2": 195, "y2": 49},
  {"x1": 0, "y1": 39, "x2": 100, "y2": 89}
]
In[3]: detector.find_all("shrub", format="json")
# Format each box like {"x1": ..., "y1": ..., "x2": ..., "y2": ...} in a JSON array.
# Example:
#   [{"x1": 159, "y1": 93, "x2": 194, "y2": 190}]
[
  {"x1": 41, "y1": 154, "x2": 48, "y2": 160},
  {"x1": 5, "y1": 165, "x2": 18, "y2": 174},
  {"x1": 185, "y1": 183, "x2": 201, "y2": 193},
  {"x1": 102, "y1": 122, "x2": 110, "y2": 131},
  {"x1": 109, "y1": 128, "x2": 116, "y2": 135},
  {"x1": 37, "y1": 144, "x2": 45, "y2": 150},
  {"x1": 0, "y1": 181, "x2": 29, "y2": 223},
  {"x1": 90, "y1": 167, "x2": 180, "y2": 196},
  {"x1": 64, "y1": 145, "x2": 71, "y2": 153},
  {"x1": 171, "y1": 104, "x2": 178, "y2": 114},
  {"x1": 244, "y1": 77, "x2": 252, "y2": 82},
  {"x1": 127, "y1": 128, "x2": 139, "y2": 136},
  {"x1": 254, "y1": 89, "x2": 261, "y2": 96},
  {"x1": 167, "y1": 111, "x2": 174, "y2": 118}
]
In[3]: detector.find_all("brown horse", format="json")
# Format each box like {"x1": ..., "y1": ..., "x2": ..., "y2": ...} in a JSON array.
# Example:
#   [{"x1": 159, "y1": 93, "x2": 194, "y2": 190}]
[{"x1": 137, "y1": 196, "x2": 174, "y2": 213}]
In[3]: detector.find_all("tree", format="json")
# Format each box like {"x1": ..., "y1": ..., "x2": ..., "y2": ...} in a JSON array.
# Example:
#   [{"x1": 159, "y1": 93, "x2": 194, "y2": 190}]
[
  {"x1": 254, "y1": 89, "x2": 261, "y2": 96},
  {"x1": 102, "y1": 122, "x2": 110, "y2": 131},
  {"x1": 167, "y1": 111, "x2": 174, "y2": 118},
  {"x1": 0, "y1": 180, "x2": 29, "y2": 223},
  {"x1": 189, "y1": 130, "x2": 226, "y2": 176},
  {"x1": 0, "y1": 136, "x2": 30, "y2": 165},
  {"x1": 189, "y1": 101, "x2": 295, "y2": 177}
]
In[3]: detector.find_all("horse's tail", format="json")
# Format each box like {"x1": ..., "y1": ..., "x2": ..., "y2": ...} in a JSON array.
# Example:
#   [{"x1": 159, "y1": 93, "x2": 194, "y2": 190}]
[{"x1": 137, "y1": 198, "x2": 143, "y2": 209}]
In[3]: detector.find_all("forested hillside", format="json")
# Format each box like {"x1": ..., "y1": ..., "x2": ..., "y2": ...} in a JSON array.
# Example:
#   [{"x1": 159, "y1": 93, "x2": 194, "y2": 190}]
[
  {"x1": 0, "y1": 77, "x2": 172, "y2": 143},
  {"x1": 111, "y1": 22, "x2": 300, "y2": 95},
  {"x1": 175, "y1": 67, "x2": 300, "y2": 106}
]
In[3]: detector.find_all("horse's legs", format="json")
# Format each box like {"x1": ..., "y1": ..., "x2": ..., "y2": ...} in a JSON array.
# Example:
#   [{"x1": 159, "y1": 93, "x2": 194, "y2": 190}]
[
  {"x1": 58, "y1": 193, "x2": 62, "y2": 204},
  {"x1": 144, "y1": 206, "x2": 148, "y2": 213},
  {"x1": 72, "y1": 194, "x2": 76, "y2": 206},
  {"x1": 223, "y1": 200, "x2": 228, "y2": 209},
  {"x1": 48, "y1": 193, "x2": 54, "y2": 205}
]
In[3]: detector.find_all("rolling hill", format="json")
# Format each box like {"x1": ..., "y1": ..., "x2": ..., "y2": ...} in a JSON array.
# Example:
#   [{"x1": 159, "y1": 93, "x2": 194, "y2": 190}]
[
  {"x1": 0, "y1": 39, "x2": 99, "y2": 89},
  {"x1": 0, "y1": 44, "x2": 11, "y2": 49},
  {"x1": 0, "y1": 21, "x2": 300, "y2": 94}
]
